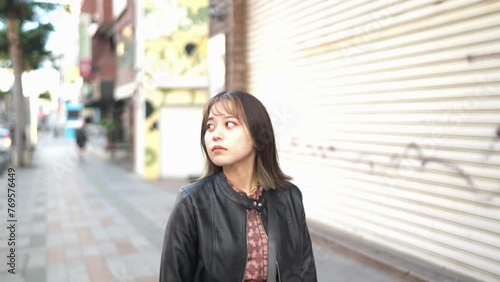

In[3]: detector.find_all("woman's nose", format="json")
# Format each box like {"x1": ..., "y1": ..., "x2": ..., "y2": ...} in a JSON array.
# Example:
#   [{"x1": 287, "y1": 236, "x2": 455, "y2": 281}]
[{"x1": 212, "y1": 127, "x2": 222, "y2": 141}]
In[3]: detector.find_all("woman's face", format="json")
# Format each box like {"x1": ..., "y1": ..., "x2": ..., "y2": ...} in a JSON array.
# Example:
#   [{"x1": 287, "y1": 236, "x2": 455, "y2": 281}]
[{"x1": 204, "y1": 102, "x2": 255, "y2": 169}]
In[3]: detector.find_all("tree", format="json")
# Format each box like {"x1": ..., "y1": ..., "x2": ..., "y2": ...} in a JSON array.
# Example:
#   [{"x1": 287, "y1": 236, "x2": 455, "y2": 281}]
[
  {"x1": 0, "y1": 0, "x2": 57, "y2": 166},
  {"x1": 38, "y1": 89, "x2": 51, "y2": 100}
]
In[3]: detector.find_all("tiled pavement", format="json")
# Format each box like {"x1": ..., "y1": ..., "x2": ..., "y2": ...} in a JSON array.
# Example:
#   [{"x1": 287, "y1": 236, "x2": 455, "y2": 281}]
[
  {"x1": 0, "y1": 135, "x2": 187, "y2": 282},
  {"x1": 0, "y1": 133, "x2": 414, "y2": 282}
]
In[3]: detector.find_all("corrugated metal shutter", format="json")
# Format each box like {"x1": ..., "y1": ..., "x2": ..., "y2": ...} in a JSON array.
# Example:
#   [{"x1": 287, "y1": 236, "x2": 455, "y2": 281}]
[{"x1": 246, "y1": 1, "x2": 500, "y2": 281}]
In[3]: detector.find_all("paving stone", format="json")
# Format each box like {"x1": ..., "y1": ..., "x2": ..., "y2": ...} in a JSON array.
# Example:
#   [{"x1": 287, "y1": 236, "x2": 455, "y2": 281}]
[
  {"x1": 25, "y1": 266, "x2": 46, "y2": 282},
  {"x1": 32, "y1": 213, "x2": 45, "y2": 222},
  {"x1": 82, "y1": 245, "x2": 100, "y2": 257},
  {"x1": 62, "y1": 231, "x2": 79, "y2": 245},
  {"x1": 46, "y1": 233, "x2": 63, "y2": 246},
  {"x1": 47, "y1": 263, "x2": 67, "y2": 282},
  {"x1": 30, "y1": 234, "x2": 46, "y2": 248},
  {"x1": 66, "y1": 261, "x2": 87, "y2": 278},
  {"x1": 68, "y1": 275, "x2": 91, "y2": 282},
  {"x1": 64, "y1": 246, "x2": 84, "y2": 261},
  {"x1": 27, "y1": 249, "x2": 47, "y2": 269},
  {"x1": 0, "y1": 274, "x2": 24, "y2": 282}
]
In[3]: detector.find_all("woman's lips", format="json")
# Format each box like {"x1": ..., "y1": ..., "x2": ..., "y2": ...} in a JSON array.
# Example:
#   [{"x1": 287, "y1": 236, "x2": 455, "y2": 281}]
[{"x1": 212, "y1": 145, "x2": 226, "y2": 152}]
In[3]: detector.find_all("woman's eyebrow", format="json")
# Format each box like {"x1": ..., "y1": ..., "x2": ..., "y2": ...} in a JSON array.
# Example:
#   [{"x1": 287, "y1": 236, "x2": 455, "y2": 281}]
[{"x1": 207, "y1": 115, "x2": 236, "y2": 121}]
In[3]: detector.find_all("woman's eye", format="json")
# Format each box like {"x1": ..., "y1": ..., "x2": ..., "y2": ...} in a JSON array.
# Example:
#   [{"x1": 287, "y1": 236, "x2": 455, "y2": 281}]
[
  {"x1": 226, "y1": 121, "x2": 236, "y2": 127},
  {"x1": 206, "y1": 124, "x2": 214, "y2": 130}
]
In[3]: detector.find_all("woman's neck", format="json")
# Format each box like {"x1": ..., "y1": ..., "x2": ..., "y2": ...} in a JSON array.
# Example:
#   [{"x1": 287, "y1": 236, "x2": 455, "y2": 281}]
[{"x1": 223, "y1": 165, "x2": 257, "y2": 196}]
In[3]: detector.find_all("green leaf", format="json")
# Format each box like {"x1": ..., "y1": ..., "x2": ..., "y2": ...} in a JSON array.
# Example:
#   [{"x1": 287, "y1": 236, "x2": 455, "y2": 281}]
[
  {"x1": 38, "y1": 90, "x2": 51, "y2": 100},
  {"x1": 0, "y1": 1, "x2": 59, "y2": 70}
]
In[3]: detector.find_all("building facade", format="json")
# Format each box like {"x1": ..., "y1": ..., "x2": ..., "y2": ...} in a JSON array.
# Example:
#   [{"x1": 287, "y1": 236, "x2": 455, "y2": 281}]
[
  {"x1": 80, "y1": 0, "x2": 209, "y2": 179},
  {"x1": 80, "y1": 0, "x2": 120, "y2": 156},
  {"x1": 211, "y1": 1, "x2": 500, "y2": 281},
  {"x1": 134, "y1": 0, "x2": 209, "y2": 180}
]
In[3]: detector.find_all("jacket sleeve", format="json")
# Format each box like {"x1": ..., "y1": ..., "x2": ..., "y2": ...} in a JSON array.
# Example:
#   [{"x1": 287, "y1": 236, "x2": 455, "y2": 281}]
[
  {"x1": 298, "y1": 191, "x2": 318, "y2": 281},
  {"x1": 160, "y1": 188, "x2": 198, "y2": 281}
]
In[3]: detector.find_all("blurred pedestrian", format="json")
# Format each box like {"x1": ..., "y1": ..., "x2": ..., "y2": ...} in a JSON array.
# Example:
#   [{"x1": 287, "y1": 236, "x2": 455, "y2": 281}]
[
  {"x1": 160, "y1": 91, "x2": 317, "y2": 281},
  {"x1": 75, "y1": 117, "x2": 89, "y2": 161}
]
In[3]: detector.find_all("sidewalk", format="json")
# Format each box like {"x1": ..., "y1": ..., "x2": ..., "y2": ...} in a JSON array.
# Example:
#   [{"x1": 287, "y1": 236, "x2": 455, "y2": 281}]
[{"x1": 0, "y1": 133, "x2": 467, "y2": 282}]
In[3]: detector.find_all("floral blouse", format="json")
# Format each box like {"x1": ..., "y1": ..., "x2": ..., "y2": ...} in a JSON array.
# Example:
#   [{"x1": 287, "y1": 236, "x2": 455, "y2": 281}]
[{"x1": 229, "y1": 181, "x2": 268, "y2": 281}]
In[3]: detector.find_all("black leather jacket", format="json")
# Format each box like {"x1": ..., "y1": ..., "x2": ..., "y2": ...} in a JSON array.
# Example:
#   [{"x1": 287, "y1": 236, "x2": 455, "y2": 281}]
[{"x1": 160, "y1": 171, "x2": 317, "y2": 281}]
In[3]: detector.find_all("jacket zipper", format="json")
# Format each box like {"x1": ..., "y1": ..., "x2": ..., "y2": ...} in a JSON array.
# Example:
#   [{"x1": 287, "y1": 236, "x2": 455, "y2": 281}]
[
  {"x1": 258, "y1": 212, "x2": 276, "y2": 281},
  {"x1": 259, "y1": 212, "x2": 281, "y2": 282},
  {"x1": 241, "y1": 209, "x2": 249, "y2": 282},
  {"x1": 276, "y1": 260, "x2": 281, "y2": 282}
]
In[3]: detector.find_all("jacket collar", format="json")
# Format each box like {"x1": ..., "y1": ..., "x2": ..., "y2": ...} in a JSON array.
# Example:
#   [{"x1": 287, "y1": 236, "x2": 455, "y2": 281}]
[{"x1": 214, "y1": 171, "x2": 267, "y2": 211}]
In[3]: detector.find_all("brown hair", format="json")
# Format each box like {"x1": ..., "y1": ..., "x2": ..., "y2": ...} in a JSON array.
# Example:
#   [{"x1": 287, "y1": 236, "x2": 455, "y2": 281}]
[{"x1": 200, "y1": 90, "x2": 291, "y2": 189}]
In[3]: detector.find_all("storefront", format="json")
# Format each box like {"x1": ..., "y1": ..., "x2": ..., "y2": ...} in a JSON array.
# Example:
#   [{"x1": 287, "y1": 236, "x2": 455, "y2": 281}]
[
  {"x1": 243, "y1": 1, "x2": 500, "y2": 281},
  {"x1": 134, "y1": 0, "x2": 209, "y2": 180}
]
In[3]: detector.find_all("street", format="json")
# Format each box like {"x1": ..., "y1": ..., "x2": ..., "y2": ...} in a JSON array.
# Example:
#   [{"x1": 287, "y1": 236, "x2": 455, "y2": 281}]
[{"x1": 0, "y1": 133, "x2": 411, "y2": 282}]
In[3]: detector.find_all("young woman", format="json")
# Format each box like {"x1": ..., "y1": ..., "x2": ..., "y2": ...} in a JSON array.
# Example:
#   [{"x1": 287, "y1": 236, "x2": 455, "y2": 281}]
[{"x1": 160, "y1": 91, "x2": 317, "y2": 281}]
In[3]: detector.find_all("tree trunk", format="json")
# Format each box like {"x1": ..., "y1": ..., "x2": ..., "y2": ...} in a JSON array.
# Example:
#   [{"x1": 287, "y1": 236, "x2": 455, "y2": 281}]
[{"x1": 7, "y1": 17, "x2": 26, "y2": 167}]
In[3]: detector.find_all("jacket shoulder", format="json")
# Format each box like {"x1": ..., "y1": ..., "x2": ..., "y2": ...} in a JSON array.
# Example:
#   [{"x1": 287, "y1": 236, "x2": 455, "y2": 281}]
[
  {"x1": 274, "y1": 182, "x2": 305, "y2": 211},
  {"x1": 179, "y1": 176, "x2": 213, "y2": 198},
  {"x1": 276, "y1": 181, "x2": 303, "y2": 197}
]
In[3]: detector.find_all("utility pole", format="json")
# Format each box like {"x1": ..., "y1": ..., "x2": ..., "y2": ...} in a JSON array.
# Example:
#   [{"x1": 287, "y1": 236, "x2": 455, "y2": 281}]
[{"x1": 7, "y1": 17, "x2": 26, "y2": 167}]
